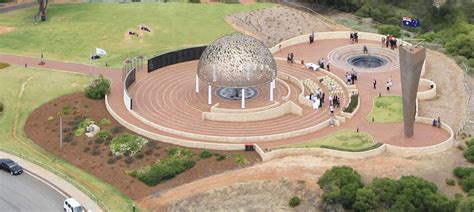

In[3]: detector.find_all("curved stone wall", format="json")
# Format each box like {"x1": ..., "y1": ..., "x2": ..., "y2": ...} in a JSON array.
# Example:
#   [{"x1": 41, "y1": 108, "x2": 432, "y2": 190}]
[{"x1": 417, "y1": 78, "x2": 436, "y2": 100}]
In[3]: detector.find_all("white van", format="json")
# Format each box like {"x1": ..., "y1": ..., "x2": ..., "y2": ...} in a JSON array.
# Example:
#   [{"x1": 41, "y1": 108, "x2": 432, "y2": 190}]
[{"x1": 64, "y1": 198, "x2": 84, "y2": 212}]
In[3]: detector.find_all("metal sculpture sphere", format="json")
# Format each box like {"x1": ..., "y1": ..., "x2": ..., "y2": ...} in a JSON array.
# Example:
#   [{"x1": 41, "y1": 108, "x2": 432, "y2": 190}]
[{"x1": 197, "y1": 33, "x2": 277, "y2": 88}]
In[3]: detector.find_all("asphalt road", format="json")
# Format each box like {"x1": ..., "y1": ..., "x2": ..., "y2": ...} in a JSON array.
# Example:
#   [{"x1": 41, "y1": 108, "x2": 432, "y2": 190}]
[{"x1": 0, "y1": 170, "x2": 65, "y2": 212}]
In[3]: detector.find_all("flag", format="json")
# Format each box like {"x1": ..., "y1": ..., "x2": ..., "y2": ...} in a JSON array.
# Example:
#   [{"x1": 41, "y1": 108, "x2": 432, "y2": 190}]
[
  {"x1": 402, "y1": 17, "x2": 421, "y2": 27},
  {"x1": 96, "y1": 48, "x2": 107, "y2": 55}
]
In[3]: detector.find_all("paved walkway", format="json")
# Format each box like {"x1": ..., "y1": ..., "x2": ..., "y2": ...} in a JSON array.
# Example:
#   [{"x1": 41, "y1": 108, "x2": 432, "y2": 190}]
[
  {"x1": 0, "y1": 151, "x2": 102, "y2": 212},
  {"x1": 0, "y1": 2, "x2": 36, "y2": 14}
]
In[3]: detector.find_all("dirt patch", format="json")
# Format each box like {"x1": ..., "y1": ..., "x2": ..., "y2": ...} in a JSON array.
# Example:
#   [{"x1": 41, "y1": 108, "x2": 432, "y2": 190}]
[
  {"x1": 168, "y1": 179, "x2": 320, "y2": 212},
  {"x1": 0, "y1": 26, "x2": 15, "y2": 34},
  {"x1": 24, "y1": 92, "x2": 260, "y2": 200},
  {"x1": 226, "y1": 5, "x2": 348, "y2": 47}
]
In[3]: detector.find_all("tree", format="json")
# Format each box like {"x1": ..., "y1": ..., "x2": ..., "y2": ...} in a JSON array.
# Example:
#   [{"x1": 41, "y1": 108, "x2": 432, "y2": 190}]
[
  {"x1": 318, "y1": 166, "x2": 363, "y2": 209},
  {"x1": 353, "y1": 188, "x2": 377, "y2": 212}
]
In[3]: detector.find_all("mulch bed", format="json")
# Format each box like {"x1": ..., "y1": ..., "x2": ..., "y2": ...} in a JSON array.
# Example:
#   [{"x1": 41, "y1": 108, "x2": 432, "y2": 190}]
[{"x1": 25, "y1": 92, "x2": 260, "y2": 200}]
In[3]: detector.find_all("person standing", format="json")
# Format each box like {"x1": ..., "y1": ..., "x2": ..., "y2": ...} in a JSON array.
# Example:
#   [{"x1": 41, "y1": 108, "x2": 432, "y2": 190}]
[
  {"x1": 386, "y1": 81, "x2": 390, "y2": 91},
  {"x1": 363, "y1": 45, "x2": 368, "y2": 54},
  {"x1": 381, "y1": 37, "x2": 386, "y2": 48},
  {"x1": 350, "y1": 32, "x2": 354, "y2": 44},
  {"x1": 373, "y1": 78, "x2": 377, "y2": 89}
]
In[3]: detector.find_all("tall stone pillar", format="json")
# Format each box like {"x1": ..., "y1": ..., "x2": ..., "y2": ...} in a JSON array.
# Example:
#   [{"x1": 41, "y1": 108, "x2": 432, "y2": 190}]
[{"x1": 399, "y1": 46, "x2": 426, "y2": 137}]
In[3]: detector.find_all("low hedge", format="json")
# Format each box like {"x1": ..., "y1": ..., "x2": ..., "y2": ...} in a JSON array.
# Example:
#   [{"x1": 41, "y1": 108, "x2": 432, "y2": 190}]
[
  {"x1": 0, "y1": 101, "x2": 3, "y2": 113},
  {"x1": 343, "y1": 94, "x2": 359, "y2": 113},
  {"x1": 130, "y1": 148, "x2": 195, "y2": 186},
  {"x1": 320, "y1": 143, "x2": 383, "y2": 152}
]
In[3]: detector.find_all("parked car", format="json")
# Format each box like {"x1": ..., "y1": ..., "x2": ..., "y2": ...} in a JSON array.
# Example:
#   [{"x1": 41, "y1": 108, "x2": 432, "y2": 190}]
[
  {"x1": 64, "y1": 198, "x2": 84, "y2": 212},
  {"x1": 0, "y1": 158, "x2": 23, "y2": 175}
]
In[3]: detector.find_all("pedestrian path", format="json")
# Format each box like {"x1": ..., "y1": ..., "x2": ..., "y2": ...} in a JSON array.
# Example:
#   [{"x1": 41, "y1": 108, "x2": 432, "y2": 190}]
[{"x1": 463, "y1": 92, "x2": 474, "y2": 135}]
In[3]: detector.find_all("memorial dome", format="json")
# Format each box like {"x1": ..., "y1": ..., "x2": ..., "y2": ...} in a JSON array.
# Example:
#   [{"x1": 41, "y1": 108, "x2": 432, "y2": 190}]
[{"x1": 197, "y1": 33, "x2": 277, "y2": 88}]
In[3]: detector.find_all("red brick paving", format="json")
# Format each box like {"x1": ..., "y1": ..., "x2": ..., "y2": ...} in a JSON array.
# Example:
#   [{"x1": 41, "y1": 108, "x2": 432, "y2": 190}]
[{"x1": 0, "y1": 38, "x2": 449, "y2": 148}]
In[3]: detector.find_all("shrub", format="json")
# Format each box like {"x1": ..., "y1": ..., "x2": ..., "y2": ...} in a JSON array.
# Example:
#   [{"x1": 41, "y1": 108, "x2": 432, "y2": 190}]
[
  {"x1": 460, "y1": 174, "x2": 474, "y2": 192},
  {"x1": 62, "y1": 104, "x2": 71, "y2": 115},
  {"x1": 110, "y1": 134, "x2": 148, "y2": 156},
  {"x1": 216, "y1": 154, "x2": 226, "y2": 161},
  {"x1": 446, "y1": 178, "x2": 456, "y2": 186},
  {"x1": 467, "y1": 139, "x2": 474, "y2": 147},
  {"x1": 107, "y1": 157, "x2": 116, "y2": 164},
  {"x1": 454, "y1": 167, "x2": 474, "y2": 178},
  {"x1": 166, "y1": 147, "x2": 193, "y2": 157},
  {"x1": 125, "y1": 157, "x2": 134, "y2": 164},
  {"x1": 74, "y1": 128, "x2": 85, "y2": 137},
  {"x1": 111, "y1": 126, "x2": 124, "y2": 134},
  {"x1": 63, "y1": 135, "x2": 73, "y2": 143},
  {"x1": 130, "y1": 148, "x2": 196, "y2": 186},
  {"x1": 84, "y1": 76, "x2": 111, "y2": 100},
  {"x1": 378, "y1": 25, "x2": 401, "y2": 37},
  {"x1": 234, "y1": 154, "x2": 249, "y2": 165},
  {"x1": 135, "y1": 153, "x2": 144, "y2": 160},
  {"x1": 289, "y1": 196, "x2": 301, "y2": 208},
  {"x1": 97, "y1": 130, "x2": 111, "y2": 141},
  {"x1": 464, "y1": 146, "x2": 474, "y2": 162},
  {"x1": 99, "y1": 118, "x2": 112, "y2": 126},
  {"x1": 91, "y1": 148, "x2": 101, "y2": 156},
  {"x1": 318, "y1": 166, "x2": 363, "y2": 209},
  {"x1": 199, "y1": 150, "x2": 213, "y2": 159},
  {"x1": 343, "y1": 94, "x2": 359, "y2": 113},
  {"x1": 0, "y1": 102, "x2": 4, "y2": 113}
]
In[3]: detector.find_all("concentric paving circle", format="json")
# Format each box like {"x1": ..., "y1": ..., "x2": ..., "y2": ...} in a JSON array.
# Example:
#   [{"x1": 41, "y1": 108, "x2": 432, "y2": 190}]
[{"x1": 328, "y1": 44, "x2": 399, "y2": 72}]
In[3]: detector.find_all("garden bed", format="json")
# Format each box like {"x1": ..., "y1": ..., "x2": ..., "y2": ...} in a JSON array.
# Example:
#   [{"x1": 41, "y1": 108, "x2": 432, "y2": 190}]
[{"x1": 25, "y1": 92, "x2": 260, "y2": 200}]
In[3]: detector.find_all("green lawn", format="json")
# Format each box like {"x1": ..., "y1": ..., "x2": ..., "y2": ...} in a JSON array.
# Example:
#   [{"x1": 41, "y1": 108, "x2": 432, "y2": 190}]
[
  {"x1": 279, "y1": 130, "x2": 375, "y2": 150},
  {"x1": 367, "y1": 96, "x2": 403, "y2": 123},
  {"x1": 0, "y1": 66, "x2": 133, "y2": 211},
  {"x1": 0, "y1": 2, "x2": 272, "y2": 67}
]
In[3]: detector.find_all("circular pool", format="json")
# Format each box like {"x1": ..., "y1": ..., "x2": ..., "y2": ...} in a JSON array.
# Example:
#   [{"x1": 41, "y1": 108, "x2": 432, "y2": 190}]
[{"x1": 347, "y1": 55, "x2": 388, "y2": 69}]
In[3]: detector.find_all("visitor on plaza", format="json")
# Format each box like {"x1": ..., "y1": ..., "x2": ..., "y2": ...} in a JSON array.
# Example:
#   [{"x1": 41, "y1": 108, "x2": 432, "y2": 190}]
[
  {"x1": 381, "y1": 36, "x2": 386, "y2": 47},
  {"x1": 354, "y1": 32, "x2": 359, "y2": 43},
  {"x1": 350, "y1": 32, "x2": 354, "y2": 44},
  {"x1": 386, "y1": 34, "x2": 390, "y2": 48},
  {"x1": 386, "y1": 81, "x2": 390, "y2": 91},
  {"x1": 373, "y1": 78, "x2": 377, "y2": 89},
  {"x1": 309, "y1": 31, "x2": 315, "y2": 44},
  {"x1": 363, "y1": 45, "x2": 368, "y2": 54},
  {"x1": 326, "y1": 62, "x2": 330, "y2": 71},
  {"x1": 330, "y1": 105, "x2": 335, "y2": 115},
  {"x1": 290, "y1": 53, "x2": 294, "y2": 63}
]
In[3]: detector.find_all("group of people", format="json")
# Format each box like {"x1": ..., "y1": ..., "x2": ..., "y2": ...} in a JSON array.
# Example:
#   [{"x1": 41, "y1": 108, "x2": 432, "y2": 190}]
[
  {"x1": 308, "y1": 90, "x2": 341, "y2": 114},
  {"x1": 350, "y1": 32, "x2": 359, "y2": 43},
  {"x1": 372, "y1": 76, "x2": 394, "y2": 91},
  {"x1": 382, "y1": 34, "x2": 398, "y2": 50},
  {"x1": 287, "y1": 53, "x2": 295, "y2": 63},
  {"x1": 318, "y1": 58, "x2": 330, "y2": 71},
  {"x1": 345, "y1": 69, "x2": 358, "y2": 85}
]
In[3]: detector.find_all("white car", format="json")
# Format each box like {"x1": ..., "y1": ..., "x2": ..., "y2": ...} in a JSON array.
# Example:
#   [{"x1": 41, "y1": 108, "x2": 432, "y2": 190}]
[{"x1": 64, "y1": 198, "x2": 83, "y2": 212}]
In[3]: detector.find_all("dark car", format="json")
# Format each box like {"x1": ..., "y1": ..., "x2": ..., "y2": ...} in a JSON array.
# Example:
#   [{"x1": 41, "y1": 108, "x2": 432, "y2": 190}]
[{"x1": 0, "y1": 159, "x2": 23, "y2": 175}]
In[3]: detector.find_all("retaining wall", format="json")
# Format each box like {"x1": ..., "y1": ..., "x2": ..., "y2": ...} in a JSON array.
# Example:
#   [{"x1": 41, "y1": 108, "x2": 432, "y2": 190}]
[
  {"x1": 202, "y1": 101, "x2": 302, "y2": 122},
  {"x1": 417, "y1": 78, "x2": 436, "y2": 100}
]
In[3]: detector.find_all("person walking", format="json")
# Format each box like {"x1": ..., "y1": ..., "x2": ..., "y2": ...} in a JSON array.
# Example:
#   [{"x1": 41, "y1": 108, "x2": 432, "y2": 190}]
[
  {"x1": 386, "y1": 81, "x2": 390, "y2": 91},
  {"x1": 373, "y1": 78, "x2": 377, "y2": 89}
]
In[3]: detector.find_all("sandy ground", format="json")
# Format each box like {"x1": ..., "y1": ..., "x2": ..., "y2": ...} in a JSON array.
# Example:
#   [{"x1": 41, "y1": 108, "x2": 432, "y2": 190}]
[
  {"x1": 226, "y1": 5, "x2": 348, "y2": 47},
  {"x1": 418, "y1": 49, "x2": 470, "y2": 133},
  {"x1": 168, "y1": 179, "x2": 320, "y2": 212}
]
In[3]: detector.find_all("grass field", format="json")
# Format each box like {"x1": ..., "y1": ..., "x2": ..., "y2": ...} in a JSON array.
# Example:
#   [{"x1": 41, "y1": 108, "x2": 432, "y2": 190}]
[
  {"x1": 367, "y1": 96, "x2": 403, "y2": 123},
  {"x1": 0, "y1": 66, "x2": 133, "y2": 211},
  {"x1": 279, "y1": 130, "x2": 374, "y2": 150},
  {"x1": 0, "y1": 2, "x2": 272, "y2": 67}
]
